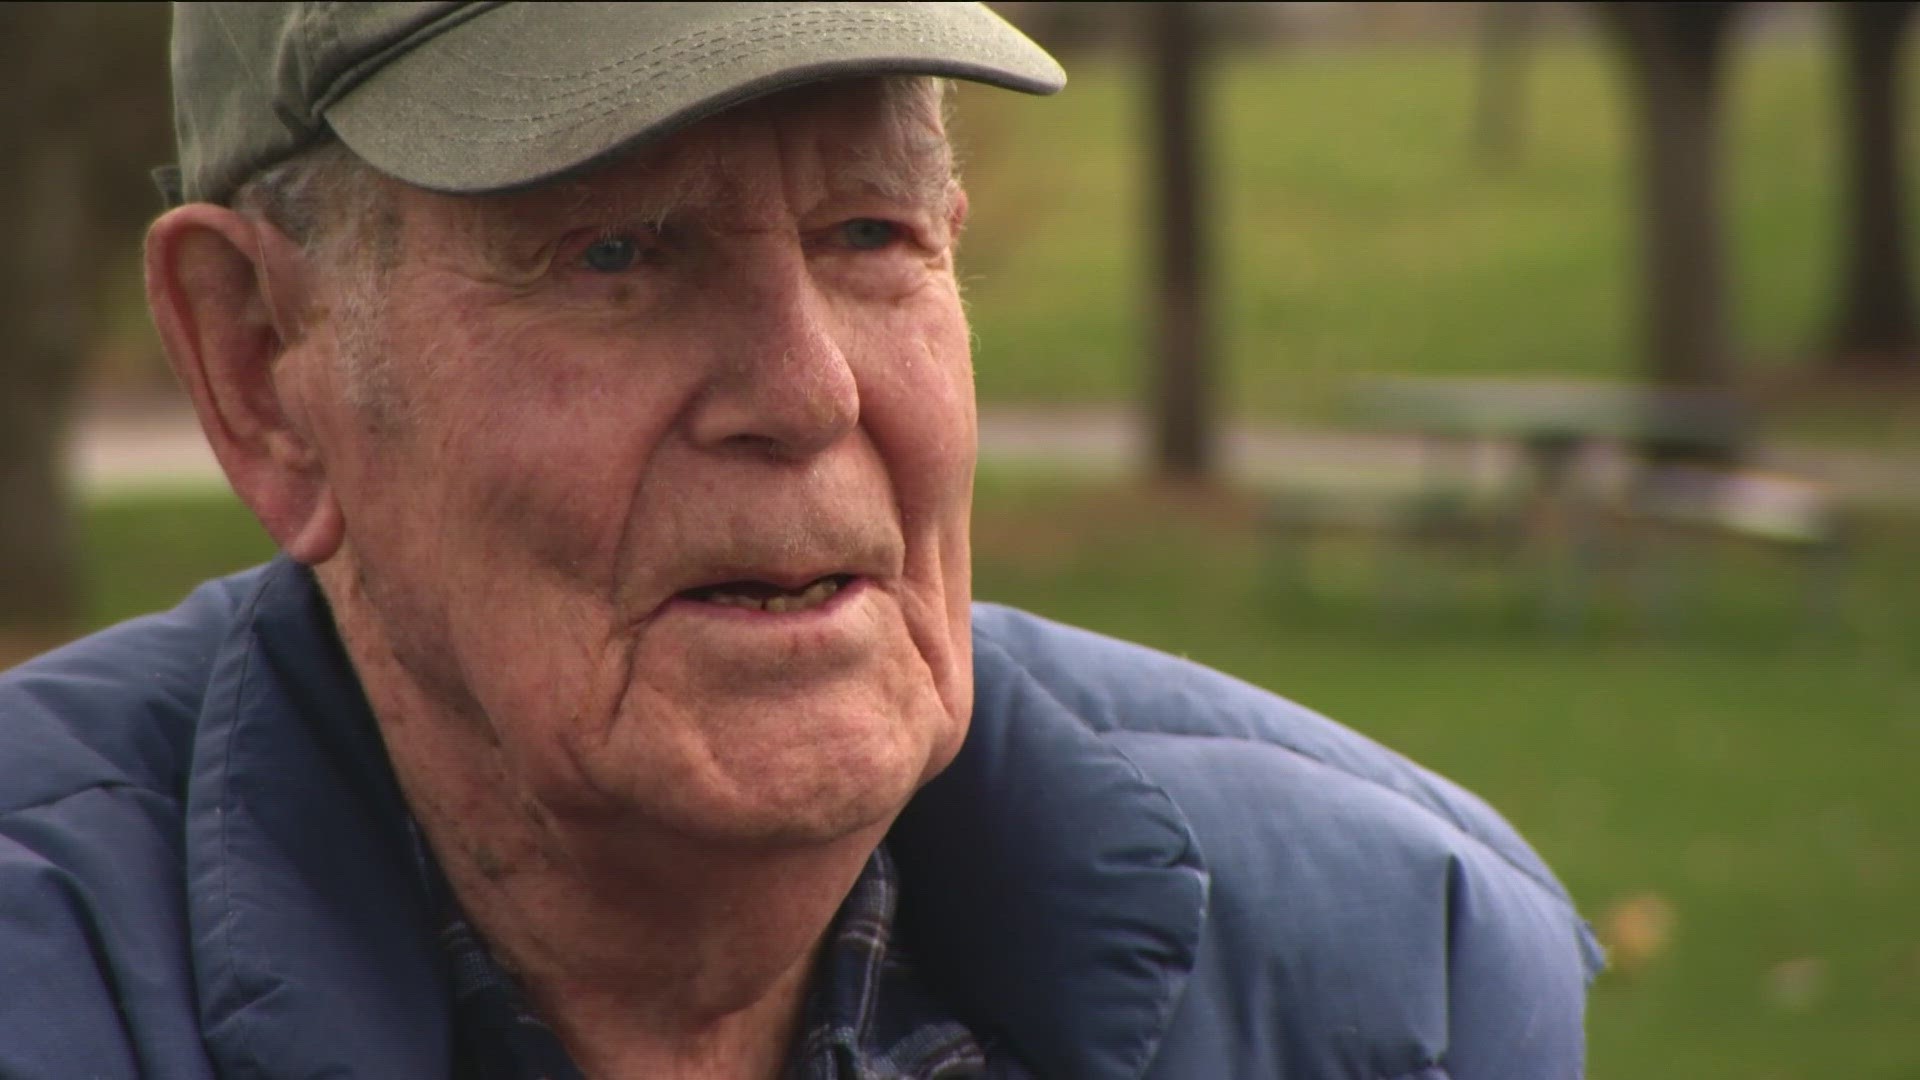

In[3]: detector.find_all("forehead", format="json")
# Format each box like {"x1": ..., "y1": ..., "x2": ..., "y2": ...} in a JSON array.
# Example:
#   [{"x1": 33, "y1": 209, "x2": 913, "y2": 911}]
[{"x1": 419, "y1": 78, "x2": 952, "y2": 234}]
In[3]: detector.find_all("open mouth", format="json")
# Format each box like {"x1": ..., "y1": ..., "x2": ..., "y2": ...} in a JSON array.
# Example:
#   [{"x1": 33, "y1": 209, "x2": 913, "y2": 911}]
[{"x1": 677, "y1": 574, "x2": 855, "y2": 614}]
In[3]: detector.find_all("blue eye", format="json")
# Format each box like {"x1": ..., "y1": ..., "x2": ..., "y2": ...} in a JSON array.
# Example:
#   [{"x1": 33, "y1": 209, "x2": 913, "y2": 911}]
[
  {"x1": 842, "y1": 218, "x2": 899, "y2": 251},
  {"x1": 582, "y1": 235, "x2": 639, "y2": 272}
]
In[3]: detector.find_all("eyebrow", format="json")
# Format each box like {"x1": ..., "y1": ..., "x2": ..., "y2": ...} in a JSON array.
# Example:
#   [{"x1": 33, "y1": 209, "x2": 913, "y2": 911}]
[
  {"x1": 561, "y1": 117, "x2": 958, "y2": 225},
  {"x1": 836, "y1": 131, "x2": 955, "y2": 210},
  {"x1": 443, "y1": 119, "x2": 958, "y2": 275}
]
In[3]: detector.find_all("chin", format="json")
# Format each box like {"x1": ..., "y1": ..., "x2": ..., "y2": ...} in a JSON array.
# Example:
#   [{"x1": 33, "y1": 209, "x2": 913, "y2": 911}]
[
  {"x1": 662, "y1": 753, "x2": 935, "y2": 851},
  {"x1": 568, "y1": 686, "x2": 970, "y2": 852}
]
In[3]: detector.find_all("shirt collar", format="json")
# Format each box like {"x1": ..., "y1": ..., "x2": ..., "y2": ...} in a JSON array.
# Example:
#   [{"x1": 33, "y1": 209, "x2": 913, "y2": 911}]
[
  {"x1": 420, "y1": 838, "x2": 1014, "y2": 1080},
  {"x1": 191, "y1": 558, "x2": 1202, "y2": 1080}
]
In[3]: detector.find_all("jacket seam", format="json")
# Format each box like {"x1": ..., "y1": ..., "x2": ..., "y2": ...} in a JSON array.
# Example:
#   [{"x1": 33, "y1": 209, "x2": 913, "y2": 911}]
[
  {"x1": 201, "y1": 561, "x2": 278, "y2": 1072},
  {"x1": 0, "y1": 779, "x2": 174, "y2": 822},
  {"x1": 1097, "y1": 726, "x2": 1574, "y2": 909},
  {"x1": 972, "y1": 619, "x2": 1571, "y2": 909},
  {"x1": 973, "y1": 632, "x2": 1209, "y2": 1080}
]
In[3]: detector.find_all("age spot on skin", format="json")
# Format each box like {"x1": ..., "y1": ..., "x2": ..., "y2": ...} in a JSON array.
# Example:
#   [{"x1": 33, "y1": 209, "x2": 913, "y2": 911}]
[{"x1": 470, "y1": 844, "x2": 507, "y2": 881}]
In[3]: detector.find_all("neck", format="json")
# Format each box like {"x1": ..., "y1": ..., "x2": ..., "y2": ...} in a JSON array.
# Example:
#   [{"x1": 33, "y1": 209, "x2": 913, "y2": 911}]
[
  {"x1": 437, "y1": 818, "x2": 869, "y2": 1079},
  {"x1": 321, "y1": 566, "x2": 882, "y2": 1080},
  {"x1": 422, "y1": 787, "x2": 876, "y2": 1080}
]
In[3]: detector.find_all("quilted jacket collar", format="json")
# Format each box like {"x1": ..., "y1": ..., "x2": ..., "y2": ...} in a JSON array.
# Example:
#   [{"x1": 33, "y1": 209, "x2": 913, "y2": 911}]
[{"x1": 187, "y1": 557, "x2": 1208, "y2": 1079}]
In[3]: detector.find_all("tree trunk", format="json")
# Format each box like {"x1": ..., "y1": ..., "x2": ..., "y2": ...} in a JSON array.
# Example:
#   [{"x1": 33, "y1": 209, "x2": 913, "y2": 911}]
[
  {"x1": 1473, "y1": 2, "x2": 1535, "y2": 169},
  {"x1": 1596, "y1": 2, "x2": 1746, "y2": 465},
  {"x1": 1828, "y1": 0, "x2": 1919, "y2": 376},
  {"x1": 0, "y1": 144, "x2": 87, "y2": 634},
  {"x1": 1600, "y1": 2, "x2": 1743, "y2": 391},
  {"x1": 1147, "y1": 2, "x2": 1214, "y2": 483},
  {"x1": 0, "y1": 10, "x2": 88, "y2": 633},
  {"x1": 0, "y1": 3, "x2": 174, "y2": 637}
]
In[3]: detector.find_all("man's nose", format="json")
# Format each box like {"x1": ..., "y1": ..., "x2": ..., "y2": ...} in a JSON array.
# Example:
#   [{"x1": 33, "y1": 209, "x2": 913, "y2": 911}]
[{"x1": 684, "y1": 266, "x2": 861, "y2": 459}]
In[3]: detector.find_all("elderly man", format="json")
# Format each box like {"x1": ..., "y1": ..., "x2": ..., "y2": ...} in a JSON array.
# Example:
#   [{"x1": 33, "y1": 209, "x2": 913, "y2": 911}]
[{"x1": 0, "y1": 3, "x2": 1600, "y2": 1078}]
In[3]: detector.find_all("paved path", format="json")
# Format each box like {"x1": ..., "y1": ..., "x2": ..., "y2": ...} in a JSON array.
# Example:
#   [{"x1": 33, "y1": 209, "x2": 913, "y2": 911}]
[
  {"x1": 68, "y1": 399, "x2": 1920, "y2": 504},
  {"x1": 68, "y1": 408, "x2": 226, "y2": 495}
]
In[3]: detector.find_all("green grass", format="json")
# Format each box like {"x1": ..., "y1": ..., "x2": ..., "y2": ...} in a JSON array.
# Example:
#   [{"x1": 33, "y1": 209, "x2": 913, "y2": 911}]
[
  {"x1": 80, "y1": 488, "x2": 276, "y2": 627},
  {"x1": 970, "y1": 470, "x2": 1920, "y2": 1080},
  {"x1": 64, "y1": 481, "x2": 1920, "y2": 1079},
  {"x1": 86, "y1": 32, "x2": 1918, "y2": 444},
  {"x1": 953, "y1": 35, "x2": 1920, "y2": 440},
  {"x1": 51, "y1": 27, "x2": 1920, "y2": 1078}
]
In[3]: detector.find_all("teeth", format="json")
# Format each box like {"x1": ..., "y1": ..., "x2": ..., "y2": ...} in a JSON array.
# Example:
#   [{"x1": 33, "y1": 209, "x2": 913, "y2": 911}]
[
  {"x1": 706, "y1": 576, "x2": 844, "y2": 614},
  {"x1": 767, "y1": 576, "x2": 843, "y2": 613}
]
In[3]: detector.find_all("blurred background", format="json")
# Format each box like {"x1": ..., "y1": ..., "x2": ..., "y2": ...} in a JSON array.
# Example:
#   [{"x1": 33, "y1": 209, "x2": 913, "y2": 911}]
[{"x1": 2, "y1": 2, "x2": 1916, "y2": 1075}]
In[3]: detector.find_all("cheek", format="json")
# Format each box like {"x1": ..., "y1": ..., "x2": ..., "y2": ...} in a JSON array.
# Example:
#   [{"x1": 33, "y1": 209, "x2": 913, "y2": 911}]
[
  {"x1": 851, "y1": 293, "x2": 976, "y2": 715},
  {"x1": 374, "y1": 296, "x2": 676, "y2": 580},
  {"x1": 854, "y1": 295, "x2": 977, "y2": 522}
]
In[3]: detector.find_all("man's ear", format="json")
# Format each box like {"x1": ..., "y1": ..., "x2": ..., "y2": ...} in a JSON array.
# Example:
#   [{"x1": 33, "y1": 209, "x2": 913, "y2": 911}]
[
  {"x1": 145, "y1": 205, "x2": 344, "y2": 564},
  {"x1": 946, "y1": 182, "x2": 969, "y2": 244}
]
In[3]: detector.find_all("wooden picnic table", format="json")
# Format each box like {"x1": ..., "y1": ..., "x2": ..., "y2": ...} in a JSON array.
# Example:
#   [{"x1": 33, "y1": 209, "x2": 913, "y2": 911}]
[
  {"x1": 1354, "y1": 376, "x2": 1749, "y2": 508},
  {"x1": 1269, "y1": 379, "x2": 1839, "y2": 633},
  {"x1": 1356, "y1": 376, "x2": 1746, "y2": 452},
  {"x1": 1340, "y1": 378, "x2": 1764, "y2": 630}
]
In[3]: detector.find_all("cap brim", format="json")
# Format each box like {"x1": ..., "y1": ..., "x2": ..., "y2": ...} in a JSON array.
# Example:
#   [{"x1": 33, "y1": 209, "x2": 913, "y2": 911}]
[{"x1": 323, "y1": 1, "x2": 1064, "y2": 195}]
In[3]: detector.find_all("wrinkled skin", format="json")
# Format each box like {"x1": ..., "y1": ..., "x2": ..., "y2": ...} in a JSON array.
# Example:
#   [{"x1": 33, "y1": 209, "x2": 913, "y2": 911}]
[
  {"x1": 143, "y1": 77, "x2": 983, "y2": 1071},
  {"x1": 304, "y1": 81, "x2": 977, "y2": 851}
]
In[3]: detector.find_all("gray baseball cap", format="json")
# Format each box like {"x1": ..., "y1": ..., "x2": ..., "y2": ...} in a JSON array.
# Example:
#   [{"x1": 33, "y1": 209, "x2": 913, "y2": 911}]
[{"x1": 160, "y1": 1, "x2": 1064, "y2": 206}]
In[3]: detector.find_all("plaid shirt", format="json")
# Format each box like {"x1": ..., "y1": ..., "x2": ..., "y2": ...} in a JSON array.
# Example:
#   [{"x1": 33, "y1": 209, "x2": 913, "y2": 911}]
[{"x1": 417, "y1": 834, "x2": 1026, "y2": 1080}]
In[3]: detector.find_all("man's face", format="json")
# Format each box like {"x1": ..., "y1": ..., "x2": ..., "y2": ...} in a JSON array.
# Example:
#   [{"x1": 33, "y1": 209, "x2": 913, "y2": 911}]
[{"x1": 302, "y1": 80, "x2": 975, "y2": 848}]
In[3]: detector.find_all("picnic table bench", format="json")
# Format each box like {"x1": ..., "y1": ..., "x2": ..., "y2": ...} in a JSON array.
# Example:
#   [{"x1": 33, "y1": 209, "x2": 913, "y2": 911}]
[{"x1": 1268, "y1": 378, "x2": 1844, "y2": 632}]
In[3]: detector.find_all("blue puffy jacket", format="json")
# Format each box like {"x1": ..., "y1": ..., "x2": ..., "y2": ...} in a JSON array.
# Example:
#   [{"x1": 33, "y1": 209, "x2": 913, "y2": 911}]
[{"x1": 0, "y1": 558, "x2": 1601, "y2": 1078}]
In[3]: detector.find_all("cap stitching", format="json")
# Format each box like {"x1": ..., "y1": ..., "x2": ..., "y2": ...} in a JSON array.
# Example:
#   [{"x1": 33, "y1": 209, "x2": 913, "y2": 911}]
[
  {"x1": 306, "y1": 1, "x2": 507, "y2": 116},
  {"x1": 418, "y1": 16, "x2": 976, "y2": 138},
  {"x1": 197, "y1": 5, "x2": 298, "y2": 200},
  {"x1": 432, "y1": 26, "x2": 975, "y2": 138},
  {"x1": 443, "y1": 7, "x2": 915, "y2": 90},
  {"x1": 438, "y1": 9, "x2": 921, "y2": 112},
  {"x1": 208, "y1": 6, "x2": 273, "y2": 100},
  {"x1": 304, "y1": 5, "x2": 349, "y2": 120}
]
